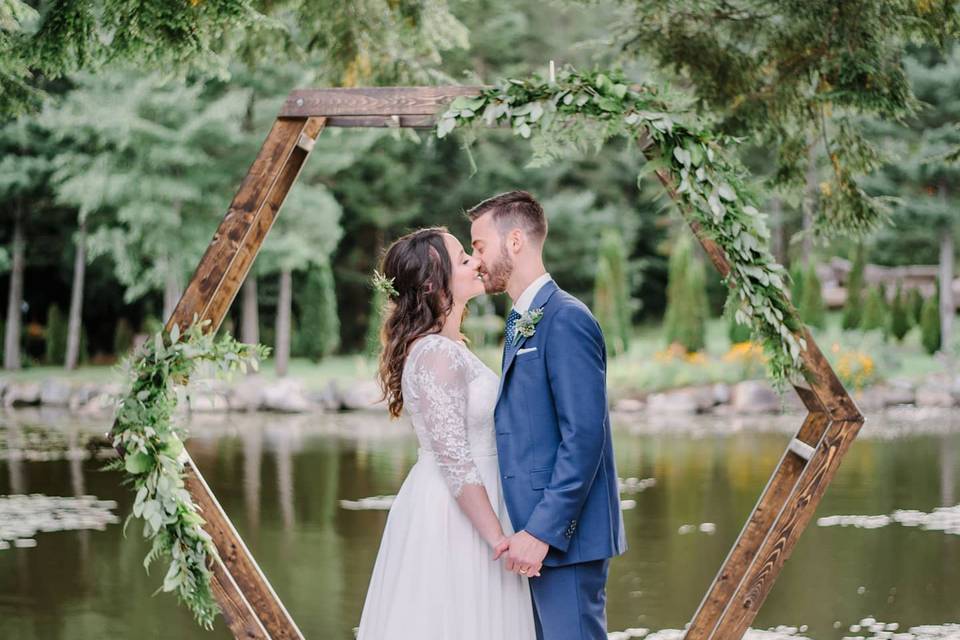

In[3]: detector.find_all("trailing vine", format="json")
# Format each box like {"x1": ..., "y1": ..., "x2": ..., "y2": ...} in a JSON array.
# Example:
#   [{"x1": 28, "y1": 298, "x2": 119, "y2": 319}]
[
  {"x1": 437, "y1": 67, "x2": 809, "y2": 391},
  {"x1": 105, "y1": 315, "x2": 270, "y2": 629}
]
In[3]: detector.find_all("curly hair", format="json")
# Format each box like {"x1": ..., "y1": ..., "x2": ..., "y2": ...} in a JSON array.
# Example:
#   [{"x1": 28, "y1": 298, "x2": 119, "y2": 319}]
[{"x1": 374, "y1": 227, "x2": 465, "y2": 419}]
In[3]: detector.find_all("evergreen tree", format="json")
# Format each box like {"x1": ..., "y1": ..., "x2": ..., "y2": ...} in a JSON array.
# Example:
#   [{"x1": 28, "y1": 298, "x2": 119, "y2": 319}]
[
  {"x1": 297, "y1": 260, "x2": 340, "y2": 362},
  {"x1": 890, "y1": 283, "x2": 911, "y2": 341},
  {"x1": 842, "y1": 244, "x2": 866, "y2": 329},
  {"x1": 861, "y1": 285, "x2": 888, "y2": 335},
  {"x1": 44, "y1": 305, "x2": 67, "y2": 365},
  {"x1": 664, "y1": 233, "x2": 707, "y2": 352},
  {"x1": 921, "y1": 292, "x2": 941, "y2": 355},
  {"x1": 593, "y1": 229, "x2": 632, "y2": 356},
  {"x1": 798, "y1": 264, "x2": 826, "y2": 329},
  {"x1": 616, "y1": 1, "x2": 960, "y2": 238},
  {"x1": 907, "y1": 287, "x2": 925, "y2": 325}
]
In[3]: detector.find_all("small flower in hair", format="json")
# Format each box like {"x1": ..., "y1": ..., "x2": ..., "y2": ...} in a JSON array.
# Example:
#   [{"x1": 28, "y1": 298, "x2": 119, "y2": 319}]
[{"x1": 372, "y1": 270, "x2": 399, "y2": 298}]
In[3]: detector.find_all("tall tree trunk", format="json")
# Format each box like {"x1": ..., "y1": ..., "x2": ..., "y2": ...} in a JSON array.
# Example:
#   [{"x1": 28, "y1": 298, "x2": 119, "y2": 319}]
[
  {"x1": 3, "y1": 203, "x2": 25, "y2": 370},
  {"x1": 769, "y1": 196, "x2": 786, "y2": 265},
  {"x1": 275, "y1": 268, "x2": 292, "y2": 376},
  {"x1": 163, "y1": 267, "x2": 183, "y2": 321},
  {"x1": 241, "y1": 277, "x2": 259, "y2": 344},
  {"x1": 65, "y1": 216, "x2": 87, "y2": 370},
  {"x1": 939, "y1": 184, "x2": 954, "y2": 359},
  {"x1": 939, "y1": 232, "x2": 954, "y2": 357},
  {"x1": 801, "y1": 136, "x2": 818, "y2": 258}
]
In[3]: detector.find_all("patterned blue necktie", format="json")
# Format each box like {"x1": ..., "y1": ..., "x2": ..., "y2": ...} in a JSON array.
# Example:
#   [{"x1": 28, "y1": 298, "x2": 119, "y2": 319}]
[{"x1": 503, "y1": 309, "x2": 521, "y2": 361}]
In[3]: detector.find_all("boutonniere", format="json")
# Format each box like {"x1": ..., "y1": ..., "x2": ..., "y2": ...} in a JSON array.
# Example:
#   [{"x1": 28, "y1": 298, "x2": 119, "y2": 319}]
[{"x1": 513, "y1": 307, "x2": 544, "y2": 345}]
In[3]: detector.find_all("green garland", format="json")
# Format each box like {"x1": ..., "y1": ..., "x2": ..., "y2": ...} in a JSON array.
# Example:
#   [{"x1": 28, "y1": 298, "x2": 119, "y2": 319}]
[
  {"x1": 437, "y1": 67, "x2": 809, "y2": 390},
  {"x1": 105, "y1": 314, "x2": 270, "y2": 629}
]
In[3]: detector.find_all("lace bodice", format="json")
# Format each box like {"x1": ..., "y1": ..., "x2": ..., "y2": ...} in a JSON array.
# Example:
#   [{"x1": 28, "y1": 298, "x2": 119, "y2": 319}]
[{"x1": 401, "y1": 334, "x2": 499, "y2": 498}]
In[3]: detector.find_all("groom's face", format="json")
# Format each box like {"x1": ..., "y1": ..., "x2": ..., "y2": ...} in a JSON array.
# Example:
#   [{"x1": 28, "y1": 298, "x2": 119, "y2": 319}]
[{"x1": 470, "y1": 212, "x2": 513, "y2": 295}]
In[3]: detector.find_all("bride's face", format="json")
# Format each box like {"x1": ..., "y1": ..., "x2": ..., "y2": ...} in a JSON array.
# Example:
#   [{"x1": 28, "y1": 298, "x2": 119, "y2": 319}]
[{"x1": 442, "y1": 233, "x2": 485, "y2": 305}]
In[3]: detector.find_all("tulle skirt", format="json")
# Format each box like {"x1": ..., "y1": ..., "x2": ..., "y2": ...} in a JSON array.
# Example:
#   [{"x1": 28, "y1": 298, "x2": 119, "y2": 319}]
[{"x1": 355, "y1": 449, "x2": 537, "y2": 640}]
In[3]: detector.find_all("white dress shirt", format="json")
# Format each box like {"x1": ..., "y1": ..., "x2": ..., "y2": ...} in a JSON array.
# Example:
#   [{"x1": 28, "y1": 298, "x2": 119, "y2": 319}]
[{"x1": 512, "y1": 272, "x2": 553, "y2": 314}]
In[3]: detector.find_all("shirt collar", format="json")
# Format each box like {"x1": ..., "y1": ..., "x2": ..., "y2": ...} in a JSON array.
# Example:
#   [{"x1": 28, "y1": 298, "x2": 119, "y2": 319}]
[{"x1": 512, "y1": 272, "x2": 553, "y2": 314}]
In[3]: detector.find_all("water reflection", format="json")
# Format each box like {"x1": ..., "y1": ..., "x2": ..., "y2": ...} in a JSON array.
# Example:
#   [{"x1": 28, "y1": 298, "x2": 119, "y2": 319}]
[{"x1": 0, "y1": 407, "x2": 957, "y2": 639}]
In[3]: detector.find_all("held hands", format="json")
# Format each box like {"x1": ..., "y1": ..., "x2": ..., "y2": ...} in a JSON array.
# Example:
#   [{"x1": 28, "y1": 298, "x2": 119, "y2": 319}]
[{"x1": 492, "y1": 530, "x2": 548, "y2": 578}]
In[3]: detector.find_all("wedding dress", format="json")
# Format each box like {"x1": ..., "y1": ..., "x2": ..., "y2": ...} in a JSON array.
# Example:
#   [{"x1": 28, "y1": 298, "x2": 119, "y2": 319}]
[{"x1": 355, "y1": 333, "x2": 537, "y2": 639}]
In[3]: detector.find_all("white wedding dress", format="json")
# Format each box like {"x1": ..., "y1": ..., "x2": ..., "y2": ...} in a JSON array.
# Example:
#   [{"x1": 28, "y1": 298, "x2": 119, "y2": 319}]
[{"x1": 356, "y1": 333, "x2": 537, "y2": 639}]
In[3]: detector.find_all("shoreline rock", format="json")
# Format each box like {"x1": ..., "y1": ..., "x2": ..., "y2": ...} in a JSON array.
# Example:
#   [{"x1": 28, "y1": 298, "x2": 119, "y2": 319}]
[{"x1": 0, "y1": 372, "x2": 955, "y2": 417}]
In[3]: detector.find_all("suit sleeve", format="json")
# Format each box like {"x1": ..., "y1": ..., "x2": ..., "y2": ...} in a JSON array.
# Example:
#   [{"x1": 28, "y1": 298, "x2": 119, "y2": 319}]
[{"x1": 522, "y1": 304, "x2": 608, "y2": 552}]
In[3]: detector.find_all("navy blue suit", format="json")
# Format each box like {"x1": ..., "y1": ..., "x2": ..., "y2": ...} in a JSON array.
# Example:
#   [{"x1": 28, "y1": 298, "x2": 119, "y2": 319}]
[{"x1": 495, "y1": 279, "x2": 627, "y2": 639}]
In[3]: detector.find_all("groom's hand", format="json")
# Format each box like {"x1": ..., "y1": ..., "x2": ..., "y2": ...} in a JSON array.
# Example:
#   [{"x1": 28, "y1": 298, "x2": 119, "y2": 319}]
[{"x1": 505, "y1": 530, "x2": 548, "y2": 577}]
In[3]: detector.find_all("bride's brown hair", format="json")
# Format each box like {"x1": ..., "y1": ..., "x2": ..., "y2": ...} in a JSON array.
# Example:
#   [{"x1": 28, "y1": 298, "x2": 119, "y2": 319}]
[{"x1": 375, "y1": 227, "x2": 465, "y2": 418}]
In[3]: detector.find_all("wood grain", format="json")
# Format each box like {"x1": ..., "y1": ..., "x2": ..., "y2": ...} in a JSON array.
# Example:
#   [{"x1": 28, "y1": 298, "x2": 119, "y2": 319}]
[
  {"x1": 132, "y1": 116, "x2": 327, "y2": 639},
  {"x1": 280, "y1": 86, "x2": 488, "y2": 118}
]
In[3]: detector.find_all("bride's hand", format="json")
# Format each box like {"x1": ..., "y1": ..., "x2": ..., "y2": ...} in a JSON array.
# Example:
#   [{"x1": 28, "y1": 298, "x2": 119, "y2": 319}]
[{"x1": 491, "y1": 535, "x2": 510, "y2": 559}]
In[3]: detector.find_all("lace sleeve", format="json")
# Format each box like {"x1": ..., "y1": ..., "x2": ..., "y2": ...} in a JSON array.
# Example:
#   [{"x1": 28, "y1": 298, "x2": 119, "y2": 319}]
[{"x1": 408, "y1": 337, "x2": 483, "y2": 498}]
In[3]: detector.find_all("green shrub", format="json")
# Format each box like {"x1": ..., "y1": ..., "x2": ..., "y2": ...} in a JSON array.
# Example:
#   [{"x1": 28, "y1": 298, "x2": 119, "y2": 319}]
[
  {"x1": 798, "y1": 264, "x2": 826, "y2": 329},
  {"x1": 297, "y1": 261, "x2": 340, "y2": 361},
  {"x1": 593, "y1": 229, "x2": 632, "y2": 356},
  {"x1": 860, "y1": 285, "x2": 888, "y2": 335},
  {"x1": 920, "y1": 292, "x2": 941, "y2": 355},
  {"x1": 664, "y1": 233, "x2": 708, "y2": 352},
  {"x1": 45, "y1": 305, "x2": 67, "y2": 365},
  {"x1": 842, "y1": 244, "x2": 866, "y2": 330},
  {"x1": 889, "y1": 283, "x2": 911, "y2": 341}
]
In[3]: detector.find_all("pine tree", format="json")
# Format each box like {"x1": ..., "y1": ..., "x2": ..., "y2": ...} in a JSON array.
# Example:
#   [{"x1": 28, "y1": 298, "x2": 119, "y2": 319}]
[
  {"x1": 593, "y1": 229, "x2": 632, "y2": 356},
  {"x1": 44, "y1": 305, "x2": 67, "y2": 365},
  {"x1": 297, "y1": 260, "x2": 340, "y2": 362},
  {"x1": 861, "y1": 285, "x2": 888, "y2": 335},
  {"x1": 664, "y1": 233, "x2": 707, "y2": 352},
  {"x1": 798, "y1": 264, "x2": 826, "y2": 329},
  {"x1": 890, "y1": 283, "x2": 911, "y2": 341},
  {"x1": 921, "y1": 292, "x2": 941, "y2": 355},
  {"x1": 908, "y1": 287, "x2": 925, "y2": 325},
  {"x1": 842, "y1": 244, "x2": 866, "y2": 329}
]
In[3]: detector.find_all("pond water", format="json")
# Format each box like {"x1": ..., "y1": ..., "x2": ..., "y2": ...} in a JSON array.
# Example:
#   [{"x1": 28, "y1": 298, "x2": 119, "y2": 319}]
[{"x1": 0, "y1": 406, "x2": 958, "y2": 639}]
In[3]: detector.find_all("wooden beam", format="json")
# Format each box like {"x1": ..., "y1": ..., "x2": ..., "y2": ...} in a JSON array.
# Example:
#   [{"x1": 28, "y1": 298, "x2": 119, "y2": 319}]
[
  {"x1": 167, "y1": 117, "x2": 326, "y2": 335},
  {"x1": 280, "y1": 86, "x2": 487, "y2": 118},
  {"x1": 649, "y1": 166, "x2": 865, "y2": 639},
  {"x1": 139, "y1": 115, "x2": 326, "y2": 639}
]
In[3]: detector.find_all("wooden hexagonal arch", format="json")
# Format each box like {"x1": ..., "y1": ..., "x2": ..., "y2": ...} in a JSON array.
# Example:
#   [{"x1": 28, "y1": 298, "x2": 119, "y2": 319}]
[{"x1": 154, "y1": 86, "x2": 865, "y2": 639}]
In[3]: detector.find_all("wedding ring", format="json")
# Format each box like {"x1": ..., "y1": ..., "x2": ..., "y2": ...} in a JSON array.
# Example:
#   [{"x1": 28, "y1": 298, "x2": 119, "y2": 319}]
[{"x1": 519, "y1": 568, "x2": 528, "y2": 574}]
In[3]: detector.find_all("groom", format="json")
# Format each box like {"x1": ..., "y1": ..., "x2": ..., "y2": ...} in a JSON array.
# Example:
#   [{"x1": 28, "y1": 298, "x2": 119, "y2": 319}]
[{"x1": 468, "y1": 190, "x2": 627, "y2": 639}]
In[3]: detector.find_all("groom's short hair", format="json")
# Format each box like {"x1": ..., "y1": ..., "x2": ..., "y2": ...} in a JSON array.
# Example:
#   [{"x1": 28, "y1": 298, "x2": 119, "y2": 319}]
[{"x1": 466, "y1": 190, "x2": 547, "y2": 243}]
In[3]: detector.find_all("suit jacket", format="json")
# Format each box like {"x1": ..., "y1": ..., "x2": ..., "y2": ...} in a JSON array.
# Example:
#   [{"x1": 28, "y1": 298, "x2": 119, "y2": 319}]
[{"x1": 495, "y1": 279, "x2": 628, "y2": 567}]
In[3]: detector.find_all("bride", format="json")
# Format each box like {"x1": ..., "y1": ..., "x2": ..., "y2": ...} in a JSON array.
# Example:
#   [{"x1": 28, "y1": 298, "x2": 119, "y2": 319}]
[{"x1": 355, "y1": 226, "x2": 537, "y2": 639}]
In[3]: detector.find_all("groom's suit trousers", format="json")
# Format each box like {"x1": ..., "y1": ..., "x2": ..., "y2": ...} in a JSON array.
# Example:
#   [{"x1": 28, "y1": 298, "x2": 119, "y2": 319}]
[{"x1": 529, "y1": 558, "x2": 610, "y2": 640}]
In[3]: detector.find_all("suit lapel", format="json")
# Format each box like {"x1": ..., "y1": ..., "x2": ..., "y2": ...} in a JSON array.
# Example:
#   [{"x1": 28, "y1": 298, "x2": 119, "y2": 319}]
[{"x1": 496, "y1": 280, "x2": 560, "y2": 404}]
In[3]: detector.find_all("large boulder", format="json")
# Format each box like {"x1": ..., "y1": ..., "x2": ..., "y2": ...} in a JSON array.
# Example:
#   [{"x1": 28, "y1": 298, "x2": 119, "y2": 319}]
[
  {"x1": 339, "y1": 379, "x2": 387, "y2": 411},
  {"x1": 5, "y1": 382, "x2": 41, "y2": 407},
  {"x1": 915, "y1": 384, "x2": 955, "y2": 408},
  {"x1": 39, "y1": 378, "x2": 72, "y2": 406},
  {"x1": 261, "y1": 378, "x2": 316, "y2": 413},
  {"x1": 730, "y1": 380, "x2": 781, "y2": 414},
  {"x1": 228, "y1": 375, "x2": 267, "y2": 411},
  {"x1": 646, "y1": 386, "x2": 714, "y2": 415}
]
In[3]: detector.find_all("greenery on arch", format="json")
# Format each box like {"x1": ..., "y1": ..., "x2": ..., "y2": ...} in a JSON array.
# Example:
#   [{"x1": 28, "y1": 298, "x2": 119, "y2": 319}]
[
  {"x1": 105, "y1": 316, "x2": 270, "y2": 628},
  {"x1": 438, "y1": 67, "x2": 809, "y2": 391}
]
